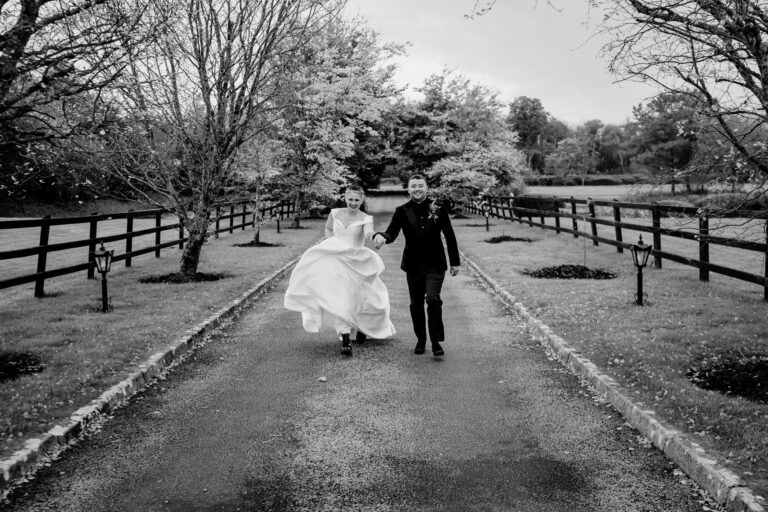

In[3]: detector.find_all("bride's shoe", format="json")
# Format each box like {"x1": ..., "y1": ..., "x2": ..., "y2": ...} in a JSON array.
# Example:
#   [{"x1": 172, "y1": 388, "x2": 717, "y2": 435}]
[{"x1": 340, "y1": 333, "x2": 352, "y2": 356}]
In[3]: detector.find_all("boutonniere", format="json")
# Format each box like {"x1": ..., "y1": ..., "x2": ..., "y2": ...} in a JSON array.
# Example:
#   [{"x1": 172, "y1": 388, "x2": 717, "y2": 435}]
[{"x1": 428, "y1": 202, "x2": 440, "y2": 222}]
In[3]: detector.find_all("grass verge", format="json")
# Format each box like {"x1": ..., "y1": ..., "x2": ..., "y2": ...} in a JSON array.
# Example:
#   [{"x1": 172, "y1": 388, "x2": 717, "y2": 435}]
[
  {"x1": 0, "y1": 219, "x2": 323, "y2": 460},
  {"x1": 453, "y1": 216, "x2": 768, "y2": 499}
]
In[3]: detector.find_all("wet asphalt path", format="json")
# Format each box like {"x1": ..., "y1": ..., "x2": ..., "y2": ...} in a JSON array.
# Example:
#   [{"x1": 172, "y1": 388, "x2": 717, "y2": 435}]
[{"x1": 2, "y1": 197, "x2": 706, "y2": 511}]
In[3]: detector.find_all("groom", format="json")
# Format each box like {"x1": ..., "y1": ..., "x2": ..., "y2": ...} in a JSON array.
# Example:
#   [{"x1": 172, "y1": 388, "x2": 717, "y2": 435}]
[{"x1": 373, "y1": 174, "x2": 460, "y2": 356}]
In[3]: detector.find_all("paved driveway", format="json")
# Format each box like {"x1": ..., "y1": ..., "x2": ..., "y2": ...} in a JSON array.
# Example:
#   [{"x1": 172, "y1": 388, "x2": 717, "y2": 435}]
[{"x1": 1, "y1": 197, "x2": 706, "y2": 511}]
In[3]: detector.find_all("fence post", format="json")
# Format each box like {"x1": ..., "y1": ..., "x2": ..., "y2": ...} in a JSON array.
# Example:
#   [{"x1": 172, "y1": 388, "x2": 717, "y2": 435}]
[
  {"x1": 229, "y1": 203, "x2": 235, "y2": 233},
  {"x1": 652, "y1": 202, "x2": 662, "y2": 269},
  {"x1": 155, "y1": 212, "x2": 161, "y2": 258},
  {"x1": 539, "y1": 197, "x2": 545, "y2": 229},
  {"x1": 553, "y1": 196, "x2": 561, "y2": 234},
  {"x1": 34, "y1": 215, "x2": 51, "y2": 298},
  {"x1": 242, "y1": 203, "x2": 247, "y2": 230},
  {"x1": 179, "y1": 221, "x2": 184, "y2": 250},
  {"x1": 698, "y1": 209, "x2": 710, "y2": 282},
  {"x1": 570, "y1": 197, "x2": 578, "y2": 238},
  {"x1": 126, "y1": 210, "x2": 134, "y2": 267},
  {"x1": 87, "y1": 214, "x2": 98, "y2": 279},
  {"x1": 215, "y1": 205, "x2": 221, "y2": 239},
  {"x1": 613, "y1": 200, "x2": 623, "y2": 253},
  {"x1": 588, "y1": 198, "x2": 598, "y2": 246}
]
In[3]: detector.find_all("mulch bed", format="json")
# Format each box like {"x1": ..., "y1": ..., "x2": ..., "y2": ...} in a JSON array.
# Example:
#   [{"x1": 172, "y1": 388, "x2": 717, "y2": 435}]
[
  {"x1": 485, "y1": 235, "x2": 535, "y2": 244},
  {"x1": 688, "y1": 353, "x2": 768, "y2": 404},
  {"x1": 523, "y1": 264, "x2": 617, "y2": 280},
  {"x1": 0, "y1": 351, "x2": 45, "y2": 382},
  {"x1": 139, "y1": 272, "x2": 231, "y2": 284},
  {"x1": 234, "y1": 241, "x2": 280, "y2": 247}
]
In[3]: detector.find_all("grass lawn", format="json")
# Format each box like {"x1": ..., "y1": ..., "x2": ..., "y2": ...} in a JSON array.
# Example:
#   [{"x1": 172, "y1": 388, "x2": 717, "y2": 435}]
[
  {"x1": 0, "y1": 218, "x2": 324, "y2": 460},
  {"x1": 453, "y1": 215, "x2": 768, "y2": 499}
]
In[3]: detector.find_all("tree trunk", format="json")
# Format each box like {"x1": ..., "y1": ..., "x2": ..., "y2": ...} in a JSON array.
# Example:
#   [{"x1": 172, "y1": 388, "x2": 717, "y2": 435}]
[
  {"x1": 179, "y1": 211, "x2": 210, "y2": 276},
  {"x1": 252, "y1": 195, "x2": 262, "y2": 244},
  {"x1": 290, "y1": 192, "x2": 302, "y2": 228}
]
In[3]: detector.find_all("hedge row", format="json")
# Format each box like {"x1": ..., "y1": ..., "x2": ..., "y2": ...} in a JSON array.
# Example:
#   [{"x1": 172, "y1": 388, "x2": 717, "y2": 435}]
[{"x1": 524, "y1": 174, "x2": 649, "y2": 186}]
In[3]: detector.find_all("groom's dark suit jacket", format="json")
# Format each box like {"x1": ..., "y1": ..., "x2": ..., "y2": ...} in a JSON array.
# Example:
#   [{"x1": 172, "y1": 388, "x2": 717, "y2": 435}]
[{"x1": 381, "y1": 199, "x2": 460, "y2": 273}]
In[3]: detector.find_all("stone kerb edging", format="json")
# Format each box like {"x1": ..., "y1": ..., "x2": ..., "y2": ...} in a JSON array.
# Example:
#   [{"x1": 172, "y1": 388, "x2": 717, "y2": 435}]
[
  {"x1": 460, "y1": 251, "x2": 765, "y2": 512},
  {"x1": 0, "y1": 257, "x2": 299, "y2": 500}
]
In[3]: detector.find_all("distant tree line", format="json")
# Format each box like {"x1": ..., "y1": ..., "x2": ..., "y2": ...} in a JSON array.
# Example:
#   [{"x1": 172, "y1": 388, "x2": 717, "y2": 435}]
[{"x1": 505, "y1": 91, "x2": 766, "y2": 195}]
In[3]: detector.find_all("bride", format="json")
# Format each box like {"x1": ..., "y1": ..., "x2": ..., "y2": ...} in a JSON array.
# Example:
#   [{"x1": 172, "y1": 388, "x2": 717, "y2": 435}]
[{"x1": 283, "y1": 185, "x2": 395, "y2": 356}]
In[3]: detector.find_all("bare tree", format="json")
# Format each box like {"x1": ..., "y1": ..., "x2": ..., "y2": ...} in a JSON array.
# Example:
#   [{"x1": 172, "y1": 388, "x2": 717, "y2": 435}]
[
  {"x1": 599, "y1": 0, "x2": 768, "y2": 193},
  {"x1": 0, "y1": 0, "x2": 158, "y2": 145},
  {"x1": 109, "y1": 0, "x2": 342, "y2": 277}
]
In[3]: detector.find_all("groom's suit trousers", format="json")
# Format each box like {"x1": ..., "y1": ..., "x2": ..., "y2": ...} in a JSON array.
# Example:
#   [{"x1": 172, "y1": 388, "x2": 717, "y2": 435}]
[{"x1": 406, "y1": 270, "x2": 445, "y2": 343}]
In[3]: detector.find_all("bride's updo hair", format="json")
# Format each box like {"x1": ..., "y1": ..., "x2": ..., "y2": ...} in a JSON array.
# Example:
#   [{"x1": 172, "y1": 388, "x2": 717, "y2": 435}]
[{"x1": 345, "y1": 184, "x2": 365, "y2": 196}]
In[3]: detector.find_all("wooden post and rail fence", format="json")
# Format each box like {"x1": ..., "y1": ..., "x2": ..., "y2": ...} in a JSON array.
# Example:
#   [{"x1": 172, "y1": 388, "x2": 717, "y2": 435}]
[
  {"x1": 466, "y1": 195, "x2": 768, "y2": 301},
  {"x1": 0, "y1": 199, "x2": 297, "y2": 298}
]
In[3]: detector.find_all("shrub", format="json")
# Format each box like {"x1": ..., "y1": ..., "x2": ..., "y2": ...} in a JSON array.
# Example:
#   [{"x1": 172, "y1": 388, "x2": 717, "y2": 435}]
[
  {"x1": 562, "y1": 176, "x2": 581, "y2": 186},
  {"x1": 694, "y1": 193, "x2": 768, "y2": 216},
  {"x1": 582, "y1": 175, "x2": 625, "y2": 186},
  {"x1": 620, "y1": 174, "x2": 650, "y2": 184},
  {"x1": 513, "y1": 196, "x2": 562, "y2": 217},
  {"x1": 524, "y1": 176, "x2": 557, "y2": 186},
  {"x1": 655, "y1": 199, "x2": 697, "y2": 218}
]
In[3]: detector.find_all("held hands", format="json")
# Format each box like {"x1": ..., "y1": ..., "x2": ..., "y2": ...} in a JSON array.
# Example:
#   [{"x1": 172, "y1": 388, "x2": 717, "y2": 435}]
[
  {"x1": 373, "y1": 233, "x2": 386, "y2": 249},
  {"x1": 450, "y1": 266, "x2": 460, "y2": 276}
]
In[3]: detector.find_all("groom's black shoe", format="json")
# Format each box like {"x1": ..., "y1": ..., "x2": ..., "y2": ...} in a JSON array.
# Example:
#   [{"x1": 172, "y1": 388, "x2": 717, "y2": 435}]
[
  {"x1": 431, "y1": 342, "x2": 445, "y2": 357},
  {"x1": 354, "y1": 332, "x2": 367, "y2": 344},
  {"x1": 414, "y1": 340, "x2": 426, "y2": 355}
]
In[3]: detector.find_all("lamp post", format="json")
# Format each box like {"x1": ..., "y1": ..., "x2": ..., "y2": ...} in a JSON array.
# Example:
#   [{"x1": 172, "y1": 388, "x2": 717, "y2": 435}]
[
  {"x1": 92, "y1": 242, "x2": 114, "y2": 312},
  {"x1": 630, "y1": 235, "x2": 653, "y2": 305}
]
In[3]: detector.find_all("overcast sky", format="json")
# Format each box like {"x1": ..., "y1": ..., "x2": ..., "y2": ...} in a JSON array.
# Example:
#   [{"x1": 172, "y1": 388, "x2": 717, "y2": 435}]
[{"x1": 342, "y1": 0, "x2": 662, "y2": 127}]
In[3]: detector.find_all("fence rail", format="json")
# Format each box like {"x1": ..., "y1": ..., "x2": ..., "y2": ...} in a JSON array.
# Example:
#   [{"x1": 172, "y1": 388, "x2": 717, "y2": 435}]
[
  {"x1": 0, "y1": 199, "x2": 296, "y2": 297},
  {"x1": 467, "y1": 195, "x2": 768, "y2": 301}
]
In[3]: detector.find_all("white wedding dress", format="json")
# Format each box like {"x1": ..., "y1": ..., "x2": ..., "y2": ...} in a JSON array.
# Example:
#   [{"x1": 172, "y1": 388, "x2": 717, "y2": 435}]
[{"x1": 283, "y1": 209, "x2": 396, "y2": 339}]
